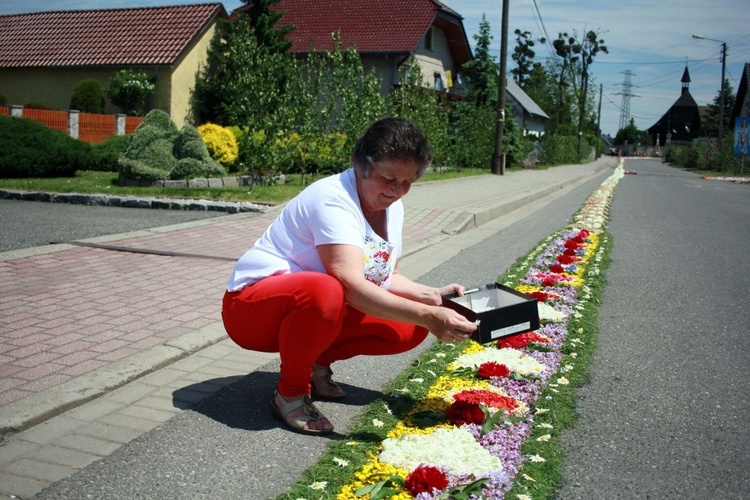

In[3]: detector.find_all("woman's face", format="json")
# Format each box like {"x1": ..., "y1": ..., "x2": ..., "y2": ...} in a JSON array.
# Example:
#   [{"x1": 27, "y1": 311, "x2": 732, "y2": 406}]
[{"x1": 356, "y1": 160, "x2": 420, "y2": 217}]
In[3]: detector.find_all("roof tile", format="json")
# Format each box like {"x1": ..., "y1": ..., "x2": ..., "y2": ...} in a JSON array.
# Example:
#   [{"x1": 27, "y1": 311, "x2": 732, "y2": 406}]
[{"x1": 0, "y1": 3, "x2": 224, "y2": 68}]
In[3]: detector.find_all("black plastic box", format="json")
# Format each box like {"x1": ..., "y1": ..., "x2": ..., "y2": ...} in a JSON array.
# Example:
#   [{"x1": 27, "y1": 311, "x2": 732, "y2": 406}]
[{"x1": 442, "y1": 283, "x2": 540, "y2": 344}]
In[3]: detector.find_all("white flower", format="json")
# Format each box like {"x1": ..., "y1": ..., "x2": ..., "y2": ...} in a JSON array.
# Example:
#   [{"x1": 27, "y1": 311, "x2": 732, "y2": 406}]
[
  {"x1": 570, "y1": 352, "x2": 578, "y2": 358},
  {"x1": 536, "y1": 408, "x2": 550, "y2": 414},
  {"x1": 537, "y1": 422, "x2": 553, "y2": 429},
  {"x1": 309, "y1": 481, "x2": 328, "y2": 490},
  {"x1": 557, "y1": 377, "x2": 570, "y2": 385},
  {"x1": 454, "y1": 348, "x2": 546, "y2": 376},
  {"x1": 427, "y1": 370, "x2": 437, "y2": 377},
  {"x1": 536, "y1": 434, "x2": 551, "y2": 442},
  {"x1": 523, "y1": 473, "x2": 536, "y2": 482},
  {"x1": 409, "y1": 378, "x2": 424, "y2": 383},
  {"x1": 379, "y1": 427, "x2": 502, "y2": 476},
  {"x1": 537, "y1": 302, "x2": 566, "y2": 322},
  {"x1": 333, "y1": 457, "x2": 349, "y2": 467},
  {"x1": 435, "y1": 352, "x2": 447, "y2": 358},
  {"x1": 345, "y1": 441, "x2": 358, "y2": 446},
  {"x1": 372, "y1": 418, "x2": 384, "y2": 428},
  {"x1": 517, "y1": 494, "x2": 533, "y2": 500},
  {"x1": 383, "y1": 403, "x2": 393, "y2": 414},
  {"x1": 529, "y1": 454, "x2": 546, "y2": 462}
]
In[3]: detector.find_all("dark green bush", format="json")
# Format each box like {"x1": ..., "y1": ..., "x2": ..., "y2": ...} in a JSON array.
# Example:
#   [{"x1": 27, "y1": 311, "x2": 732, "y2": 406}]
[
  {"x1": 0, "y1": 94, "x2": 7, "y2": 106},
  {"x1": 118, "y1": 110, "x2": 178, "y2": 180},
  {"x1": 88, "y1": 135, "x2": 130, "y2": 171},
  {"x1": 118, "y1": 110, "x2": 226, "y2": 180},
  {"x1": 0, "y1": 115, "x2": 91, "y2": 178},
  {"x1": 70, "y1": 79, "x2": 105, "y2": 113}
]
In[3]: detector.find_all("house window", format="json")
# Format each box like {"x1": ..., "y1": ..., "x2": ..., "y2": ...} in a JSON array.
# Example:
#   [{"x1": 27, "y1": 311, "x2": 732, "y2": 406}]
[
  {"x1": 434, "y1": 73, "x2": 443, "y2": 91},
  {"x1": 425, "y1": 27, "x2": 434, "y2": 50}
]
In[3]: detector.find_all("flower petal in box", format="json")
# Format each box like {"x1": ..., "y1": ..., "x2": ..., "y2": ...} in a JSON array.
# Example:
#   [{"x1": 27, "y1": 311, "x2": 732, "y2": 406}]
[{"x1": 442, "y1": 283, "x2": 540, "y2": 344}]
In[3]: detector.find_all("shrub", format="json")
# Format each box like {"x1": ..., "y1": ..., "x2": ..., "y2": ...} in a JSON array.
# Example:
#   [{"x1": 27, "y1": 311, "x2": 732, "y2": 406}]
[
  {"x1": 88, "y1": 135, "x2": 131, "y2": 171},
  {"x1": 0, "y1": 115, "x2": 91, "y2": 178},
  {"x1": 105, "y1": 69, "x2": 155, "y2": 116},
  {"x1": 117, "y1": 110, "x2": 226, "y2": 180},
  {"x1": 197, "y1": 122, "x2": 239, "y2": 171},
  {"x1": 0, "y1": 94, "x2": 7, "y2": 106},
  {"x1": 70, "y1": 79, "x2": 105, "y2": 113},
  {"x1": 118, "y1": 110, "x2": 178, "y2": 180}
]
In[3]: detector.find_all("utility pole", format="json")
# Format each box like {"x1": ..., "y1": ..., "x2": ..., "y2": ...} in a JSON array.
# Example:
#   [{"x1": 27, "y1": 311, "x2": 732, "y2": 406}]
[
  {"x1": 596, "y1": 83, "x2": 603, "y2": 140},
  {"x1": 492, "y1": 0, "x2": 509, "y2": 175},
  {"x1": 692, "y1": 34, "x2": 727, "y2": 151}
]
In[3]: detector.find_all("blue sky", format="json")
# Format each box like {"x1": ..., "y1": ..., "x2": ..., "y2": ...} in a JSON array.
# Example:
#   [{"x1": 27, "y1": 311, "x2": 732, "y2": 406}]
[{"x1": 3, "y1": 0, "x2": 748, "y2": 137}]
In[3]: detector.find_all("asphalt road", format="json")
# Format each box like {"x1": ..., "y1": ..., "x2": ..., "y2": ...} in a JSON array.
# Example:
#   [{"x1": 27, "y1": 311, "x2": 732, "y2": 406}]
[
  {"x1": 30, "y1": 160, "x2": 750, "y2": 498},
  {"x1": 558, "y1": 159, "x2": 750, "y2": 498},
  {"x1": 0, "y1": 199, "x2": 227, "y2": 253}
]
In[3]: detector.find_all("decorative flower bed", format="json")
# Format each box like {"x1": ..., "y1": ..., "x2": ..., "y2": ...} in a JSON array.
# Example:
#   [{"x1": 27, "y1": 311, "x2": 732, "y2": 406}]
[{"x1": 281, "y1": 161, "x2": 626, "y2": 500}]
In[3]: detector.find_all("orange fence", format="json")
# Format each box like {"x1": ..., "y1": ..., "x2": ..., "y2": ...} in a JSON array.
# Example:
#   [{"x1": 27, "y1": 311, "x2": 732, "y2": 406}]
[
  {"x1": 22, "y1": 108, "x2": 69, "y2": 135},
  {"x1": 1, "y1": 106, "x2": 143, "y2": 143},
  {"x1": 79, "y1": 112, "x2": 117, "y2": 143}
]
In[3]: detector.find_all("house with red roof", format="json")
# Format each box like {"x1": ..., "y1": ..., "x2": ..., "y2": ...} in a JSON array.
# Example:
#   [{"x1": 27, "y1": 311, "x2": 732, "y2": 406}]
[
  {"x1": 254, "y1": 0, "x2": 473, "y2": 97},
  {"x1": 0, "y1": 3, "x2": 226, "y2": 128}
]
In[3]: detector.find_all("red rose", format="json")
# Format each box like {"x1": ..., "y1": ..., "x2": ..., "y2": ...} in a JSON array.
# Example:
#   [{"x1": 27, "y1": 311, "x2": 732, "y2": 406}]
[
  {"x1": 497, "y1": 333, "x2": 530, "y2": 349},
  {"x1": 525, "y1": 291, "x2": 550, "y2": 303},
  {"x1": 578, "y1": 229, "x2": 590, "y2": 238},
  {"x1": 542, "y1": 275, "x2": 558, "y2": 287},
  {"x1": 477, "y1": 361, "x2": 510, "y2": 379},
  {"x1": 453, "y1": 389, "x2": 518, "y2": 411},
  {"x1": 405, "y1": 465, "x2": 449, "y2": 495},
  {"x1": 556, "y1": 254, "x2": 576, "y2": 264},
  {"x1": 563, "y1": 248, "x2": 577, "y2": 256},
  {"x1": 549, "y1": 263, "x2": 565, "y2": 273},
  {"x1": 445, "y1": 400, "x2": 485, "y2": 425},
  {"x1": 571, "y1": 235, "x2": 584, "y2": 244}
]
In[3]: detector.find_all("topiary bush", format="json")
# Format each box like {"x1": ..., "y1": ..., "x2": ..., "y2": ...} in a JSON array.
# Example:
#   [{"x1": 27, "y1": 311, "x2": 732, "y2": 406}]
[
  {"x1": 70, "y1": 79, "x2": 105, "y2": 113},
  {"x1": 197, "y1": 122, "x2": 239, "y2": 171},
  {"x1": 118, "y1": 110, "x2": 178, "y2": 180},
  {"x1": 88, "y1": 135, "x2": 131, "y2": 171},
  {"x1": 118, "y1": 109, "x2": 226, "y2": 181},
  {"x1": 171, "y1": 124, "x2": 226, "y2": 179},
  {"x1": 0, "y1": 115, "x2": 91, "y2": 178}
]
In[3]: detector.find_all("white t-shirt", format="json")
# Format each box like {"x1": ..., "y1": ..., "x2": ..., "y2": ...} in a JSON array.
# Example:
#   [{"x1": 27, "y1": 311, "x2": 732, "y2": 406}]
[{"x1": 227, "y1": 168, "x2": 403, "y2": 292}]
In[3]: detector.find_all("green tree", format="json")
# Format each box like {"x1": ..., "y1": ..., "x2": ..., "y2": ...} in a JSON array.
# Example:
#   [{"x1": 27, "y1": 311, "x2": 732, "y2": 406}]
[
  {"x1": 192, "y1": 16, "x2": 297, "y2": 129},
  {"x1": 511, "y1": 29, "x2": 545, "y2": 89},
  {"x1": 70, "y1": 79, "x2": 105, "y2": 113},
  {"x1": 105, "y1": 70, "x2": 155, "y2": 116},
  {"x1": 702, "y1": 79, "x2": 735, "y2": 138},
  {"x1": 462, "y1": 15, "x2": 497, "y2": 106},
  {"x1": 614, "y1": 118, "x2": 649, "y2": 146},
  {"x1": 239, "y1": 0, "x2": 294, "y2": 53}
]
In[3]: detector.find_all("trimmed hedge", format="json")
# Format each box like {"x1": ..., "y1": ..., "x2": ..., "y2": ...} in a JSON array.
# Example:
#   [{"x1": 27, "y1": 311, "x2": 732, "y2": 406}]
[{"x1": 0, "y1": 115, "x2": 91, "y2": 178}]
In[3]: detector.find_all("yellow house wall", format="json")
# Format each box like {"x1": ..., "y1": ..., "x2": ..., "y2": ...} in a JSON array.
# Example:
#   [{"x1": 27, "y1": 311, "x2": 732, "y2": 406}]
[{"x1": 168, "y1": 20, "x2": 218, "y2": 128}]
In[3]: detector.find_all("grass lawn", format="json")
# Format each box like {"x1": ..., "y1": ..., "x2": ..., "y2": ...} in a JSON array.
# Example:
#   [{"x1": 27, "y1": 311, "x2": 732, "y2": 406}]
[{"x1": 0, "y1": 167, "x2": 501, "y2": 205}]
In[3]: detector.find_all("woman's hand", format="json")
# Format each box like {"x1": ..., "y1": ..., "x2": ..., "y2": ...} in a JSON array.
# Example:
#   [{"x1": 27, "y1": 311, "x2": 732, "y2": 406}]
[{"x1": 424, "y1": 305, "x2": 477, "y2": 343}]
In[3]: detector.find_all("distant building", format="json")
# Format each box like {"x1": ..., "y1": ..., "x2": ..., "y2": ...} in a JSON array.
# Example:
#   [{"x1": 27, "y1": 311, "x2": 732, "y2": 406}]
[
  {"x1": 647, "y1": 66, "x2": 702, "y2": 145},
  {"x1": 505, "y1": 79, "x2": 549, "y2": 137},
  {"x1": 731, "y1": 63, "x2": 750, "y2": 119}
]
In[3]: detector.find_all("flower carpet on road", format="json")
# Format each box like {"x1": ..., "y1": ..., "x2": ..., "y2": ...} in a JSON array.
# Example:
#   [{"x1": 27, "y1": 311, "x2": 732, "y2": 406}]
[{"x1": 281, "y1": 161, "x2": 626, "y2": 500}]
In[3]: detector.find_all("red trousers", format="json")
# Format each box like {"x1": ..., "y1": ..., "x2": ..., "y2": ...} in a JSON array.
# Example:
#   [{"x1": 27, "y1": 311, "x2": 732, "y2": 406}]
[{"x1": 221, "y1": 271, "x2": 428, "y2": 397}]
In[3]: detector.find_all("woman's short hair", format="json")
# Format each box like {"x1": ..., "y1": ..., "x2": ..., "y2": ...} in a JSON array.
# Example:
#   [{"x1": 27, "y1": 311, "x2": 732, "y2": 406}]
[{"x1": 351, "y1": 117, "x2": 433, "y2": 179}]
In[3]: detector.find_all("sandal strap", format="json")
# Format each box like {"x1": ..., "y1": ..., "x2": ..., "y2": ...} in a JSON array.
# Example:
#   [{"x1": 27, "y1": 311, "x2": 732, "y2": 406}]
[{"x1": 274, "y1": 393, "x2": 320, "y2": 420}]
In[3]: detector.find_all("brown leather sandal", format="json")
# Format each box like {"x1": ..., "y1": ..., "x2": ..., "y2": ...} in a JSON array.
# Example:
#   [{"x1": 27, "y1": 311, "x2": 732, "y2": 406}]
[
  {"x1": 310, "y1": 365, "x2": 347, "y2": 400},
  {"x1": 270, "y1": 391, "x2": 333, "y2": 435}
]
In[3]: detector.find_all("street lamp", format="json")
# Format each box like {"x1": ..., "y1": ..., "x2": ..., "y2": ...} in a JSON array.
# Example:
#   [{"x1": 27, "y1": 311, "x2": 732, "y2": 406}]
[{"x1": 692, "y1": 34, "x2": 727, "y2": 151}]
